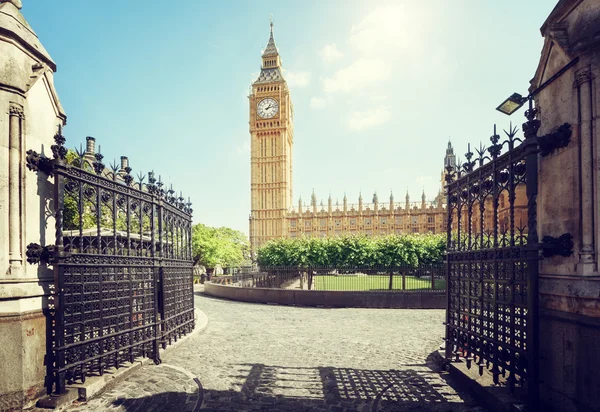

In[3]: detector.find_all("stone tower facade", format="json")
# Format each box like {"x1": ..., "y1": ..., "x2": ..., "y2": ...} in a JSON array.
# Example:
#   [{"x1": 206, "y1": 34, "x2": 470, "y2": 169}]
[{"x1": 249, "y1": 22, "x2": 294, "y2": 257}]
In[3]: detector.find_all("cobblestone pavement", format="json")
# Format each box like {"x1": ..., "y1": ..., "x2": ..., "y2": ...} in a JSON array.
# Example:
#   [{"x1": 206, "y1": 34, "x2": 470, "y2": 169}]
[
  {"x1": 65, "y1": 292, "x2": 488, "y2": 412},
  {"x1": 68, "y1": 364, "x2": 200, "y2": 412}
]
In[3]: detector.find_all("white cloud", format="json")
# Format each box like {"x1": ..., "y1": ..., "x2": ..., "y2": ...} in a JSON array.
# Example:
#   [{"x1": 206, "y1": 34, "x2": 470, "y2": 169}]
[
  {"x1": 320, "y1": 43, "x2": 343, "y2": 64},
  {"x1": 285, "y1": 70, "x2": 311, "y2": 88},
  {"x1": 349, "y1": 5, "x2": 425, "y2": 56},
  {"x1": 347, "y1": 106, "x2": 391, "y2": 131},
  {"x1": 323, "y1": 59, "x2": 390, "y2": 93},
  {"x1": 309, "y1": 97, "x2": 328, "y2": 109}
]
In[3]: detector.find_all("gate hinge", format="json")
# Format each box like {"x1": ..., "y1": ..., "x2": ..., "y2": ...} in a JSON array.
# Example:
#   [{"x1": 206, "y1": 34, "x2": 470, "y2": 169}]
[
  {"x1": 541, "y1": 233, "x2": 574, "y2": 258},
  {"x1": 26, "y1": 243, "x2": 55, "y2": 265},
  {"x1": 539, "y1": 123, "x2": 572, "y2": 157},
  {"x1": 25, "y1": 150, "x2": 55, "y2": 175},
  {"x1": 26, "y1": 126, "x2": 67, "y2": 176}
]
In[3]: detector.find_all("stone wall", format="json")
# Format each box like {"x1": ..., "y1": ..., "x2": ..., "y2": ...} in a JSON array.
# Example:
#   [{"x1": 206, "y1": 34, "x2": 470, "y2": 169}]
[
  {"x1": 204, "y1": 282, "x2": 446, "y2": 309},
  {"x1": 0, "y1": 1, "x2": 66, "y2": 409},
  {"x1": 532, "y1": 0, "x2": 600, "y2": 410}
]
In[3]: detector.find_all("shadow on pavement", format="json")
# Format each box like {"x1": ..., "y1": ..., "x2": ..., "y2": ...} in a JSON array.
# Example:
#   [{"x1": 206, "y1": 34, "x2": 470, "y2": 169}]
[
  {"x1": 202, "y1": 363, "x2": 483, "y2": 412},
  {"x1": 107, "y1": 361, "x2": 483, "y2": 412},
  {"x1": 111, "y1": 391, "x2": 200, "y2": 412}
]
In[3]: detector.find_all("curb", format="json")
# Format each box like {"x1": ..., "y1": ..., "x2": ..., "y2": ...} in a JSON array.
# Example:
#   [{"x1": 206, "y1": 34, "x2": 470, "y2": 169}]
[
  {"x1": 36, "y1": 307, "x2": 208, "y2": 411},
  {"x1": 430, "y1": 350, "x2": 527, "y2": 412}
]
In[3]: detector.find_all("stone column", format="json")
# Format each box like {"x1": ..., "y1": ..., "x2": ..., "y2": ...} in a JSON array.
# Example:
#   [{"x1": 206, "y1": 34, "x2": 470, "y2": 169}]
[
  {"x1": 576, "y1": 68, "x2": 596, "y2": 274},
  {"x1": 8, "y1": 104, "x2": 23, "y2": 273}
]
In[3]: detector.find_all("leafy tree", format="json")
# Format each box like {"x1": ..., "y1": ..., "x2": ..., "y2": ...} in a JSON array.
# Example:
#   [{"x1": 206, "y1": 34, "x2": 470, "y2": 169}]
[
  {"x1": 192, "y1": 224, "x2": 250, "y2": 270},
  {"x1": 257, "y1": 233, "x2": 446, "y2": 267}
]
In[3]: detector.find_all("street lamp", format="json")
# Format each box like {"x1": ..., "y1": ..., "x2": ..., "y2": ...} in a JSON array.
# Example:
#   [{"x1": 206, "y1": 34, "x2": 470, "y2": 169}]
[
  {"x1": 496, "y1": 93, "x2": 527, "y2": 115},
  {"x1": 496, "y1": 57, "x2": 579, "y2": 116}
]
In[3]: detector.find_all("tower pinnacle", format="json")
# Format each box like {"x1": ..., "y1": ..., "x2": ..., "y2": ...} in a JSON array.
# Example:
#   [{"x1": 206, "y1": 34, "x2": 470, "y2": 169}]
[{"x1": 262, "y1": 18, "x2": 279, "y2": 58}]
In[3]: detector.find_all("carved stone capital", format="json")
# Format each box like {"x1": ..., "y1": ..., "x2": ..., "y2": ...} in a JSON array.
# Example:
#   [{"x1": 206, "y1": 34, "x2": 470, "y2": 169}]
[
  {"x1": 8, "y1": 104, "x2": 24, "y2": 118},
  {"x1": 575, "y1": 69, "x2": 593, "y2": 87}
]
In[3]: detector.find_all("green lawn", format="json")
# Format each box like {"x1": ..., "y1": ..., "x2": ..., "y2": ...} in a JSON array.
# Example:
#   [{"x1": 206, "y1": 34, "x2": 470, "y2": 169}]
[{"x1": 312, "y1": 275, "x2": 446, "y2": 292}]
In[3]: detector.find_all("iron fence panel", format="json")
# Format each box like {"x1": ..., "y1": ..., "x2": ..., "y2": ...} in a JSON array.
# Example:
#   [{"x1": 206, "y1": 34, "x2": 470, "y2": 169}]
[
  {"x1": 445, "y1": 109, "x2": 540, "y2": 404},
  {"x1": 26, "y1": 129, "x2": 195, "y2": 395}
]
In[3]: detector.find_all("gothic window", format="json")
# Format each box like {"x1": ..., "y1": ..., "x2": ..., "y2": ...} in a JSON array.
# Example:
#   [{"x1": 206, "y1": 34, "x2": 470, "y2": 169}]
[
  {"x1": 305, "y1": 220, "x2": 311, "y2": 227},
  {"x1": 350, "y1": 219, "x2": 356, "y2": 226},
  {"x1": 412, "y1": 216, "x2": 418, "y2": 224},
  {"x1": 381, "y1": 218, "x2": 387, "y2": 225},
  {"x1": 365, "y1": 218, "x2": 372, "y2": 225},
  {"x1": 335, "y1": 219, "x2": 341, "y2": 227},
  {"x1": 290, "y1": 220, "x2": 296, "y2": 228},
  {"x1": 320, "y1": 219, "x2": 326, "y2": 227},
  {"x1": 427, "y1": 216, "x2": 434, "y2": 223}
]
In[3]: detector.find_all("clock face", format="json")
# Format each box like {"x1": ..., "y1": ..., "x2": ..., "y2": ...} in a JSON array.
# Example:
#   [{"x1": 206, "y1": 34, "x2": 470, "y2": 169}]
[{"x1": 257, "y1": 98, "x2": 279, "y2": 119}]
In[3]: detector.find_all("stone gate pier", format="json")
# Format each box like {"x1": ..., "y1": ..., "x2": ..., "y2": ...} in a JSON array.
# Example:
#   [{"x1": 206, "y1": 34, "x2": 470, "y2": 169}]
[
  {"x1": 532, "y1": 1, "x2": 600, "y2": 410},
  {"x1": 0, "y1": 0, "x2": 66, "y2": 409}
]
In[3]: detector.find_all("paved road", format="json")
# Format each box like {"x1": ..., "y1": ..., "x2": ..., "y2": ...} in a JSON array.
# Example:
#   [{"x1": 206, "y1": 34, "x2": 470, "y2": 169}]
[{"x1": 66, "y1": 291, "x2": 487, "y2": 412}]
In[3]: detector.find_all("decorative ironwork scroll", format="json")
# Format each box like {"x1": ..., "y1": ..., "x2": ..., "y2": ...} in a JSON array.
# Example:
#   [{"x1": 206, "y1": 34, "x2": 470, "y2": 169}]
[
  {"x1": 444, "y1": 107, "x2": 540, "y2": 401},
  {"x1": 27, "y1": 129, "x2": 194, "y2": 395}
]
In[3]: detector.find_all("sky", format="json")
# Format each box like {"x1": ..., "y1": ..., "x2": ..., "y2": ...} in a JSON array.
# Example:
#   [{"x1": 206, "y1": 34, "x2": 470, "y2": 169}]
[{"x1": 22, "y1": 0, "x2": 558, "y2": 235}]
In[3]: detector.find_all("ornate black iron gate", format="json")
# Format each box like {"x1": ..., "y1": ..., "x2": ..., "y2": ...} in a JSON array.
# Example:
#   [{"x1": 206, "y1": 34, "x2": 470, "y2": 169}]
[
  {"x1": 441, "y1": 54, "x2": 582, "y2": 409},
  {"x1": 444, "y1": 105, "x2": 541, "y2": 404},
  {"x1": 27, "y1": 129, "x2": 194, "y2": 394}
]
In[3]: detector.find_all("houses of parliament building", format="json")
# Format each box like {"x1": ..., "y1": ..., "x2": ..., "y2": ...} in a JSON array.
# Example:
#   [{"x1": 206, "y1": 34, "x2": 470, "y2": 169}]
[{"x1": 248, "y1": 23, "x2": 526, "y2": 255}]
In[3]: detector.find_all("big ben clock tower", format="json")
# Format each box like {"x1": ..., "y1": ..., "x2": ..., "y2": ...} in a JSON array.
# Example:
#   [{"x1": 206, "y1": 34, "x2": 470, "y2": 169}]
[{"x1": 249, "y1": 21, "x2": 294, "y2": 258}]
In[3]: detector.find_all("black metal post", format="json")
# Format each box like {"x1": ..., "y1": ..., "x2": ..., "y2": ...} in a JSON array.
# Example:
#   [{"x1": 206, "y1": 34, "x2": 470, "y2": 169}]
[
  {"x1": 523, "y1": 98, "x2": 540, "y2": 409},
  {"x1": 445, "y1": 174, "x2": 453, "y2": 360},
  {"x1": 156, "y1": 201, "x2": 165, "y2": 353},
  {"x1": 54, "y1": 167, "x2": 66, "y2": 394}
]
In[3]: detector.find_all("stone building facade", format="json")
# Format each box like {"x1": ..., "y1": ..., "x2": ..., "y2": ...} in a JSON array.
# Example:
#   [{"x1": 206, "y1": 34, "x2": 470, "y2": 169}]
[
  {"x1": 285, "y1": 191, "x2": 445, "y2": 240},
  {"x1": 0, "y1": 0, "x2": 66, "y2": 409},
  {"x1": 248, "y1": 24, "x2": 448, "y2": 256},
  {"x1": 531, "y1": 1, "x2": 600, "y2": 410}
]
